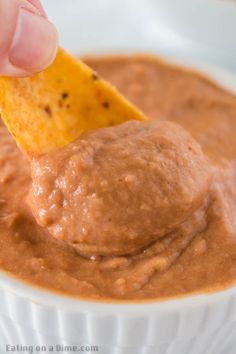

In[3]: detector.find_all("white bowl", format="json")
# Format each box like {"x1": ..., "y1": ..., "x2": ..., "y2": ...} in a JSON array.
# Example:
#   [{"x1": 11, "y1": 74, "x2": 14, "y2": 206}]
[
  {"x1": 0, "y1": 268, "x2": 236, "y2": 354},
  {"x1": 1, "y1": 56, "x2": 236, "y2": 354}
]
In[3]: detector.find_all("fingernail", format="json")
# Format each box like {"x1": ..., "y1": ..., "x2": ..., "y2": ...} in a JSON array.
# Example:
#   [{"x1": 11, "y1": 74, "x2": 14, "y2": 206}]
[{"x1": 9, "y1": 8, "x2": 58, "y2": 72}]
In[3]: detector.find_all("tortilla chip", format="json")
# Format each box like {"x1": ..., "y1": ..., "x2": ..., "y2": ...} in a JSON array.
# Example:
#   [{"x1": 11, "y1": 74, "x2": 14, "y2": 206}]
[{"x1": 0, "y1": 48, "x2": 146, "y2": 156}]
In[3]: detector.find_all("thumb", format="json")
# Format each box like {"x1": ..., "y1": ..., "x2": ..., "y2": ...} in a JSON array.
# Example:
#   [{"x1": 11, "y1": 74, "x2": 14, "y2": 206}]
[{"x1": 0, "y1": 0, "x2": 58, "y2": 77}]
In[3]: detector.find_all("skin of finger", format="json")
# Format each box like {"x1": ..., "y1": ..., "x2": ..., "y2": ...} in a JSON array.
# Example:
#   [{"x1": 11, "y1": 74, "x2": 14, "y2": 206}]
[
  {"x1": 0, "y1": 0, "x2": 42, "y2": 75},
  {"x1": 26, "y1": 0, "x2": 47, "y2": 17},
  {"x1": 10, "y1": 11, "x2": 58, "y2": 72}
]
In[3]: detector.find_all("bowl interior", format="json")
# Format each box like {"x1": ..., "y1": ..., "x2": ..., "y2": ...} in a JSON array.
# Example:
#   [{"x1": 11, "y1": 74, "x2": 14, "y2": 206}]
[{"x1": 1, "y1": 50, "x2": 236, "y2": 312}]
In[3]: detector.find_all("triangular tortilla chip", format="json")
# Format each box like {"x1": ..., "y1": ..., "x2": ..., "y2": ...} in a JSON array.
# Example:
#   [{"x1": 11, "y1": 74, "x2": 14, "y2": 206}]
[{"x1": 0, "y1": 48, "x2": 147, "y2": 156}]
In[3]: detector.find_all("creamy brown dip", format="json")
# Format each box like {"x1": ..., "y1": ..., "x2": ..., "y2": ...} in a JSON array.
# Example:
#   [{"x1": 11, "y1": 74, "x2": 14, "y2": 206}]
[
  {"x1": 29, "y1": 120, "x2": 210, "y2": 258},
  {"x1": 1, "y1": 55, "x2": 236, "y2": 301}
]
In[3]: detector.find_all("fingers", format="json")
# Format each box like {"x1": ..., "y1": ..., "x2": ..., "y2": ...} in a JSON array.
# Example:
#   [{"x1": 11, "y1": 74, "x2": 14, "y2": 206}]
[
  {"x1": 26, "y1": 0, "x2": 47, "y2": 17},
  {"x1": 9, "y1": 7, "x2": 58, "y2": 73},
  {"x1": 0, "y1": 0, "x2": 58, "y2": 77}
]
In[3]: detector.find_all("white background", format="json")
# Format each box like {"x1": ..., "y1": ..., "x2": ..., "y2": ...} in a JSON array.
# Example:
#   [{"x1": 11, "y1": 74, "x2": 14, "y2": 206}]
[{"x1": 42, "y1": 0, "x2": 236, "y2": 72}]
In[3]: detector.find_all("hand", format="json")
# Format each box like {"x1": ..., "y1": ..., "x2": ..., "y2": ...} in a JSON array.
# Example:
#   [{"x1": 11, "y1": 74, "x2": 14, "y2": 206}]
[{"x1": 0, "y1": 0, "x2": 58, "y2": 77}]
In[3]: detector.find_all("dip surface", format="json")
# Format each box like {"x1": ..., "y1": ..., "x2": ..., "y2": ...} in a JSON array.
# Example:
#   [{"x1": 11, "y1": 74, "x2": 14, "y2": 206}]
[
  {"x1": 1, "y1": 55, "x2": 236, "y2": 301},
  {"x1": 29, "y1": 120, "x2": 210, "y2": 258}
]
